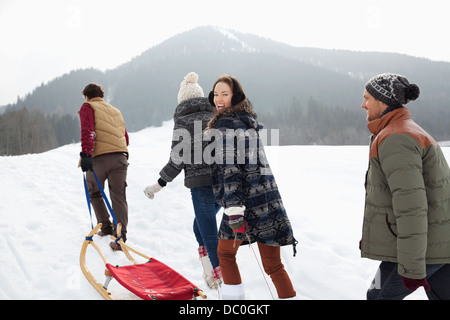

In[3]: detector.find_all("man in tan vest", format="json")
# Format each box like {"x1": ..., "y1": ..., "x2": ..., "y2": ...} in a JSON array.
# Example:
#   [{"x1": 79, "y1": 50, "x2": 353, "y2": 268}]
[{"x1": 79, "y1": 83, "x2": 129, "y2": 251}]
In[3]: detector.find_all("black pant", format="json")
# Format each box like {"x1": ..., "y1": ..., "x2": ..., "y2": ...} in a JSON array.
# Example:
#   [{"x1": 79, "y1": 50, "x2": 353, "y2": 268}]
[{"x1": 367, "y1": 262, "x2": 450, "y2": 300}]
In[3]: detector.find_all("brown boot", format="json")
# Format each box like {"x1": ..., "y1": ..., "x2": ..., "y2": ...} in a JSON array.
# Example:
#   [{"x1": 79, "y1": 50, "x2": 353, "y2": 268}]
[
  {"x1": 97, "y1": 230, "x2": 112, "y2": 237},
  {"x1": 109, "y1": 241, "x2": 122, "y2": 251}
]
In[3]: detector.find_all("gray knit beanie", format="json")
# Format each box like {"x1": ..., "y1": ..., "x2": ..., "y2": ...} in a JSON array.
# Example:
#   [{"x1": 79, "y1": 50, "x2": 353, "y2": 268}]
[{"x1": 365, "y1": 73, "x2": 420, "y2": 108}]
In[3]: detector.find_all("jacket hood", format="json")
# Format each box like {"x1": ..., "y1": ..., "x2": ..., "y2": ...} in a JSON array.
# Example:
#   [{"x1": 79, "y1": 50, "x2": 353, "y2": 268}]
[
  {"x1": 207, "y1": 99, "x2": 262, "y2": 130},
  {"x1": 236, "y1": 111, "x2": 263, "y2": 131}
]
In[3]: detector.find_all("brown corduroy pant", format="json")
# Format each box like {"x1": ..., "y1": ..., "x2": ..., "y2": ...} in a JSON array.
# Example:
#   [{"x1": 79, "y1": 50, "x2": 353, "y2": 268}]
[
  {"x1": 85, "y1": 153, "x2": 129, "y2": 241},
  {"x1": 217, "y1": 238, "x2": 296, "y2": 299}
]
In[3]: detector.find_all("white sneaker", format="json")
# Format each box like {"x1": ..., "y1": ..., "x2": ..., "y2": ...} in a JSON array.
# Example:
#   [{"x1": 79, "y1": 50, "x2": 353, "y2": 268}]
[
  {"x1": 211, "y1": 266, "x2": 223, "y2": 290},
  {"x1": 199, "y1": 246, "x2": 215, "y2": 289},
  {"x1": 221, "y1": 283, "x2": 245, "y2": 300}
]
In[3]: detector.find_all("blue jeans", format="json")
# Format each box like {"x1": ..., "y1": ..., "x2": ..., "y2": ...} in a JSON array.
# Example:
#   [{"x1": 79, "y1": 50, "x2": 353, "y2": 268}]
[
  {"x1": 190, "y1": 186, "x2": 221, "y2": 269},
  {"x1": 367, "y1": 262, "x2": 450, "y2": 300}
]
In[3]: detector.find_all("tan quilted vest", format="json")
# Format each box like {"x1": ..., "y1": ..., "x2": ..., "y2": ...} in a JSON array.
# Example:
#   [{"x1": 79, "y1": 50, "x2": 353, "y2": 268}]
[{"x1": 87, "y1": 97, "x2": 128, "y2": 158}]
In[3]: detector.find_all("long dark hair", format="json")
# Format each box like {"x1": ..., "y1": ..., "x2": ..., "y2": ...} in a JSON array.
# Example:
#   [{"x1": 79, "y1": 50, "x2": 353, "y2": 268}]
[{"x1": 208, "y1": 75, "x2": 246, "y2": 107}]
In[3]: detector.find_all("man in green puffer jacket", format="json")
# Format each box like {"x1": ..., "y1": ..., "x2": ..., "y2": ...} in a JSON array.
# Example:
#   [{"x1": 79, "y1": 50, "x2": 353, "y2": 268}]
[{"x1": 360, "y1": 73, "x2": 450, "y2": 300}]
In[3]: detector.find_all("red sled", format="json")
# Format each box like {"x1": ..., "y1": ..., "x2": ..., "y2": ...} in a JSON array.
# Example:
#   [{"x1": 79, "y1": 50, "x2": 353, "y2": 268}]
[{"x1": 80, "y1": 223, "x2": 206, "y2": 300}]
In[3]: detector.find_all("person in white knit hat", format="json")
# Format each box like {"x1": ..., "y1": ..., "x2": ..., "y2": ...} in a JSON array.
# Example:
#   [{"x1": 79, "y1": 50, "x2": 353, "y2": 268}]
[
  {"x1": 144, "y1": 72, "x2": 223, "y2": 290},
  {"x1": 177, "y1": 72, "x2": 204, "y2": 103}
]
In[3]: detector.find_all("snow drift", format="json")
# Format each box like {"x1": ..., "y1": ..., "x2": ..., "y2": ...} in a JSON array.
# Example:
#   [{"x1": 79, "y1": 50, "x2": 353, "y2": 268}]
[{"x1": 1, "y1": 120, "x2": 443, "y2": 300}]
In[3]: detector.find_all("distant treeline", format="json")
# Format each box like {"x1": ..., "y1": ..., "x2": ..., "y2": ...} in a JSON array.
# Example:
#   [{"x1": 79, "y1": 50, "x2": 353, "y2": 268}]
[
  {"x1": 2, "y1": 91, "x2": 449, "y2": 156},
  {"x1": 260, "y1": 96, "x2": 369, "y2": 145},
  {"x1": 0, "y1": 107, "x2": 79, "y2": 156},
  {"x1": 0, "y1": 95, "x2": 370, "y2": 156}
]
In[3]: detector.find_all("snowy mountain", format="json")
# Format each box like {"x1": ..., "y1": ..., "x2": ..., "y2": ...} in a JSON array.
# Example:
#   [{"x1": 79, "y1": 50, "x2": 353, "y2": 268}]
[
  {"x1": 0, "y1": 121, "x2": 439, "y2": 300},
  {"x1": 4, "y1": 26, "x2": 450, "y2": 136}
]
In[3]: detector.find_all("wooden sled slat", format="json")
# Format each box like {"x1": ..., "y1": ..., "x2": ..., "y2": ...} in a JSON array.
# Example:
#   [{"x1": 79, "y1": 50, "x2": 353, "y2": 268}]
[
  {"x1": 80, "y1": 223, "x2": 113, "y2": 300},
  {"x1": 80, "y1": 223, "x2": 206, "y2": 300}
]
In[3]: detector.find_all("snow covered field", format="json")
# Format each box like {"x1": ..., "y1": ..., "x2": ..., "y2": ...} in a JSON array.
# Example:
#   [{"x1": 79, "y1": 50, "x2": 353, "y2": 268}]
[{"x1": 1, "y1": 120, "x2": 444, "y2": 300}]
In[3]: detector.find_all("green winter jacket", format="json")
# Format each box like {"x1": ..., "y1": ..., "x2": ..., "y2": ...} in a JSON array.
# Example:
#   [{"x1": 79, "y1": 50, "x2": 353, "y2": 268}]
[{"x1": 360, "y1": 107, "x2": 450, "y2": 279}]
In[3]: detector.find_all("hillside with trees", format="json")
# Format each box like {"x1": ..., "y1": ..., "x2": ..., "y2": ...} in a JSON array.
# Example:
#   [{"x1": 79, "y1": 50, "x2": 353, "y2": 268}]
[{"x1": 1, "y1": 26, "x2": 450, "y2": 155}]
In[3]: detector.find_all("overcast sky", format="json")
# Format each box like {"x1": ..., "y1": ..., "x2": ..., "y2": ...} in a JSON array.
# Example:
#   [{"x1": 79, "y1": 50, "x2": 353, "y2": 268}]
[{"x1": 1, "y1": 0, "x2": 449, "y2": 106}]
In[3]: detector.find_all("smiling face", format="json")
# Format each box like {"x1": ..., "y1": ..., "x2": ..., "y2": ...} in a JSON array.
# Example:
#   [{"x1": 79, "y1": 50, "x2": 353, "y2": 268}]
[
  {"x1": 213, "y1": 81, "x2": 233, "y2": 111},
  {"x1": 362, "y1": 89, "x2": 387, "y2": 122}
]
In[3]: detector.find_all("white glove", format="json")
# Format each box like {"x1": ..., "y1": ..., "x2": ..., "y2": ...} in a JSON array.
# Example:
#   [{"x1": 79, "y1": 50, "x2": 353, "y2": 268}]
[
  {"x1": 224, "y1": 206, "x2": 246, "y2": 217},
  {"x1": 143, "y1": 183, "x2": 163, "y2": 199}
]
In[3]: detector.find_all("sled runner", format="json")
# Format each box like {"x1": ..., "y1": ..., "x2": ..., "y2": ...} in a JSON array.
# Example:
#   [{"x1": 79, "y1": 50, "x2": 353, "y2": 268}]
[
  {"x1": 80, "y1": 171, "x2": 206, "y2": 300},
  {"x1": 80, "y1": 223, "x2": 206, "y2": 300}
]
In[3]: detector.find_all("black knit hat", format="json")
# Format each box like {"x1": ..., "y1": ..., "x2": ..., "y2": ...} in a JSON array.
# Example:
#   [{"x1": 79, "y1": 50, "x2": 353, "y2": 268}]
[{"x1": 365, "y1": 73, "x2": 420, "y2": 109}]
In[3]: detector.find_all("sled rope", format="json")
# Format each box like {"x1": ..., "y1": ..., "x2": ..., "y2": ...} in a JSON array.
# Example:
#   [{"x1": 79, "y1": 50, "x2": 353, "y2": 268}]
[
  {"x1": 231, "y1": 231, "x2": 275, "y2": 299},
  {"x1": 83, "y1": 170, "x2": 119, "y2": 229},
  {"x1": 245, "y1": 233, "x2": 275, "y2": 300},
  {"x1": 83, "y1": 173, "x2": 94, "y2": 229}
]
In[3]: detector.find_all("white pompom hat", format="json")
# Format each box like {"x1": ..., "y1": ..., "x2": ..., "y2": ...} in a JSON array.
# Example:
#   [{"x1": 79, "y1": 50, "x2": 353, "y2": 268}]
[{"x1": 177, "y1": 72, "x2": 204, "y2": 103}]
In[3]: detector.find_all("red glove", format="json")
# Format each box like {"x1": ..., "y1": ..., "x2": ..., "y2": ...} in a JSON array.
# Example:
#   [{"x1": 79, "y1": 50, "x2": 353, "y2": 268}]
[
  {"x1": 401, "y1": 276, "x2": 431, "y2": 292},
  {"x1": 224, "y1": 206, "x2": 247, "y2": 233},
  {"x1": 228, "y1": 215, "x2": 248, "y2": 233}
]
